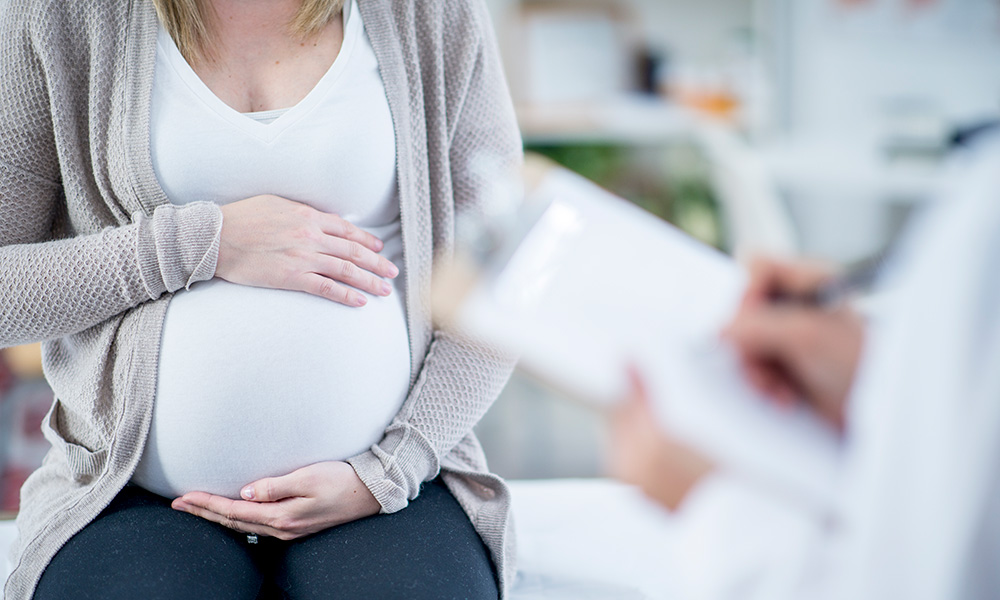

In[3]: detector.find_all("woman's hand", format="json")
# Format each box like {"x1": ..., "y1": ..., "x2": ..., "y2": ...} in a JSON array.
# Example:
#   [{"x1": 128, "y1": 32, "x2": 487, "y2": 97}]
[
  {"x1": 609, "y1": 370, "x2": 715, "y2": 511},
  {"x1": 216, "y1": 195, "x2": 400, "y2": 307},
  {"x1": 723, "y1": 257, "x2": 865, "y2": 430},
  {"x1": 171, "y1": 461, "x2": 381, "y2": 540}
]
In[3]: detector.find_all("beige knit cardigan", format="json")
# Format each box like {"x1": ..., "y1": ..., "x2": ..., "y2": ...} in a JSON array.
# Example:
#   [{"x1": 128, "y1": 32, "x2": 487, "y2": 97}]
[{"x1": 0, "y1": 0, "x2": 522, "y2": 597}]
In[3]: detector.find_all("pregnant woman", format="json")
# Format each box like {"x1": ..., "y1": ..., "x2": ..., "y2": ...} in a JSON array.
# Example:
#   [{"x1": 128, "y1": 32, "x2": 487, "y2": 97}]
[{"x1": 0, "y1": 0, "x2": 520, "y2": 597}]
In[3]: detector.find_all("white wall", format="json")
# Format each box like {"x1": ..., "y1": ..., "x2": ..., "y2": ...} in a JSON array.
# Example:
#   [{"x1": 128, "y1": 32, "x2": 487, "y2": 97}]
[
  {"x1": 484, "y1": 0, "x2": 754, "y2": 69},
  {"x1": 483, "y1": 0, "x2": 1000, "y2": 137},
  {"x1": 621, "y1": 0, "x2": 753, "y2": 63},
  {"x1": 771, "y1": 0, "x2": 1000, "y2": 140},
  {"x1": 749, "y1": 0, "x2": 1000, "y2": 263}
]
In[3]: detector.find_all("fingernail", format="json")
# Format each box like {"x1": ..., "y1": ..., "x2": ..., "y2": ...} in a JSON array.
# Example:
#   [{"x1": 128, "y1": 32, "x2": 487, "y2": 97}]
[
  {"x1": 241, "y1": 486, "x2": 255, "y2": 500},
  {"x1": 389, "y1": 264, "x2": 399, "y2": 278},
  {"x1": 381, "y1": 282, "x2": 392, "y2": 295},
  {"x1": 375, "y1": 239, "x2": 384, "y2": 251},
  {"x1": 172, "y1": 500, "x2": 189, "y2": 511},
  {"x1": 355, "y1": 295, "x2": 367, "y2": 307}
]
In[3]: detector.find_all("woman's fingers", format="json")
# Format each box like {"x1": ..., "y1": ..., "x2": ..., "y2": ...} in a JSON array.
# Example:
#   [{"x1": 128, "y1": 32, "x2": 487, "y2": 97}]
[
  {"x1": 319, "y1": 212, "x2": 384, "y2": 253},
  {"x1": 298, "y1": 273, "x2": 367, "y2": 307},
  {"x1": 241, "y1": 471, "x2": 309, "y2": 503},
  {"x1": 173, "y1": 494, "x2": 280, "y2": 533},
  {"x1": 316, "y1": 256, "x2": 392, "y2": 298},
  {"x1": 216, "y1": 195, "x2": 401, "y2": 305},
  {"x1": 318, "y1": 236, "x2": 398, "y2": 280},
  {"x1": 173, "y1": 463, "x2": 381, "y2": 541},
  {"x1": 296, "y1": 258, "x2": 392, "y2": 307},
  {"x1": 300, "y1": 223, "x2": 398, "y2": 302},
  {"x1": 173, "y1": 496, "x2": 301, "y2": 541}
]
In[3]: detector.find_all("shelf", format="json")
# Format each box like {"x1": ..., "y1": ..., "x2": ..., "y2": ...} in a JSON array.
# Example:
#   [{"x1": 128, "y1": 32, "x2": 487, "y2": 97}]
[
  {"x1": 758, "y1": 140, "x2": 946, "y2": 205},
  {"x1": 517, "y1": 96, "x2": 699, "y2": 146}
]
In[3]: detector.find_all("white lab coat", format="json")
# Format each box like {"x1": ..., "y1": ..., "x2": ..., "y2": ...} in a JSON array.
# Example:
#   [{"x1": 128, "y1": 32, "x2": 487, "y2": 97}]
[{"x1": 666, "y1": 134, "x2": 1000, "y2": 600}]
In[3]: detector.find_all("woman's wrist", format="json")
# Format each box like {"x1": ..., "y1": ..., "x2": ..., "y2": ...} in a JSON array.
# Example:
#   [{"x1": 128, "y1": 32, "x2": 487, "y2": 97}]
[
  {"x1": 346, "y1": 425, "x2": 441, "y2": 514},
  {"x1": 134, "y1": 201, "x2": 223, "y2": 298}
]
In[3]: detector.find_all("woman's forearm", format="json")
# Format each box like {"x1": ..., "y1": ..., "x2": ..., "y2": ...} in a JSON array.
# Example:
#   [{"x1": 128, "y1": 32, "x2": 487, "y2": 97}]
[
  {"x1": 347, "y1": 0, "x2": 522, "y2": 512},
  {"x1": 0, "y1": 9, "x2": 222, "y2": 347},
  {"x1": 348, "y1": 331, "x2": 516, "y2": 513},
  {"x1": 0, "y1": 200, "x2": 222, "y2": 348}
]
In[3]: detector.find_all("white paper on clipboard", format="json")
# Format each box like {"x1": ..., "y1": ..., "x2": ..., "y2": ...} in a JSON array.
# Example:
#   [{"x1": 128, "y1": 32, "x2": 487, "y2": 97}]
[
  {"x1": 458, "y1": 167, "x2": 744, "y2": 400},
  {"x1": 451, "y1": 165, "x2": 843, "y2": 511}
]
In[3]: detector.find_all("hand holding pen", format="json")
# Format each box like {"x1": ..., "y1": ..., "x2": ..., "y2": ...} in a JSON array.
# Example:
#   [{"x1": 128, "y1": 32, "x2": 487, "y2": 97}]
[
  {"x1": 722, "y1": 257, "x2": 872, "y2": 431},
  {"x1": 608, "y1": 255, "x2": 874, "y2": 510}
]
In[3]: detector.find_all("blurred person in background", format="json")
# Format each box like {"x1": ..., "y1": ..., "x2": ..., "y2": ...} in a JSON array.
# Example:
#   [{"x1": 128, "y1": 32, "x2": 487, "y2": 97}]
[
  {"x1": 0, "y1": 0, "x2": 520, "y2": 598},
  {"x1": 610, "y1": 127, "x2": 1000, "y2": 599}
]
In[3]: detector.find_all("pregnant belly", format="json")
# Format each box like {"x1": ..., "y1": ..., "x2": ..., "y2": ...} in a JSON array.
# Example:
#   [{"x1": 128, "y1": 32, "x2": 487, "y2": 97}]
[{"x1": 132, "y1": 278, "x2": 411, "y2": 499}]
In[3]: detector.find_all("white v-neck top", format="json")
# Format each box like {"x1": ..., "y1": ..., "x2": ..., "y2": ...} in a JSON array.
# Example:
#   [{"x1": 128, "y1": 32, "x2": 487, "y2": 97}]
[{"x1": 132, "y1": 0, "x2": 412, "y2": 500}]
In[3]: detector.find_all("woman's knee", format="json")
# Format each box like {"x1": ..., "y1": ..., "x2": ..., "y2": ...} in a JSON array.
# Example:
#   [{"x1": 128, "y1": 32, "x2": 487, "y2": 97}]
[
  {"x1": 34, "y1": 486, "x2": 264, "y2": 600},
  {"x1": 276, "y1": 479, "x2": 498, "y2": 600}
]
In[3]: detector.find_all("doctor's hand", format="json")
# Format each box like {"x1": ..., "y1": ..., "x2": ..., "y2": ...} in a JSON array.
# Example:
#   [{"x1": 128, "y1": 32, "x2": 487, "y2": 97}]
[
  {"x1": 216, "y1": 194, "x2": 400, "y2": 307},
  {"x1": 171, "y1": 461, "x2": 381, "y2": 540},
  {"x1": 723, "y1": 257, "x2": 865, "y2": 431},
  {"x1": 609, "y1": 370, "x2": 715, "y2": 511}
]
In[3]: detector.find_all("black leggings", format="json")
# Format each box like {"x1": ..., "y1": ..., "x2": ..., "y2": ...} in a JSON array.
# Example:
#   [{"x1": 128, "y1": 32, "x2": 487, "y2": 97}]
[{"x1": 34, "y1": 479, "x2": 498, "y2": 600}]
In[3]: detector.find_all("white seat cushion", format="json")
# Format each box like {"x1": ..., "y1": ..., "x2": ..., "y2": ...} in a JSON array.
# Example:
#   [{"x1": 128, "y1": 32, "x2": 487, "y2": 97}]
[{"x1": 508, "y1": 479, "x2": 677, "y2": 599}]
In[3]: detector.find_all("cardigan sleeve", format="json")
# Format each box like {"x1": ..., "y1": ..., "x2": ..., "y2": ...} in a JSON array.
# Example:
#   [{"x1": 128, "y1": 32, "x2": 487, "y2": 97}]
[
  {"x1": 347, "y1": 0, "x2": 522, "y2": 512},
  {"x1": 0, "y1": 3, "x2": 222, "y2": 349}
]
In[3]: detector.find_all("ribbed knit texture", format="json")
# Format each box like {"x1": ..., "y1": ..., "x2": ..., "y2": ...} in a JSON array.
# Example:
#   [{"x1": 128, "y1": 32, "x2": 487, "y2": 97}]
[{"x1": 0, "y1": 0, "x2": 522, "y2": 597}]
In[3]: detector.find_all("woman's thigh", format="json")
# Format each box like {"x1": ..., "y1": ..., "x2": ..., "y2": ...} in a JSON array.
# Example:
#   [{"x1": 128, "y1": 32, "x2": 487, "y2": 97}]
[
  {"x1": 274, "y1": 479, "x2": 498, "y2": 600},
  {"x1": 34, "y1": 485, "x2": 264, "y2": 600}
]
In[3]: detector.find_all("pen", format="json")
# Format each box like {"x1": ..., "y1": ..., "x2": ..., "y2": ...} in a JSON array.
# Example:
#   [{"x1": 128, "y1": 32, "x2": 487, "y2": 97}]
[{"x1": 771, "y1": 253, "x2": 887, "y2": 309}]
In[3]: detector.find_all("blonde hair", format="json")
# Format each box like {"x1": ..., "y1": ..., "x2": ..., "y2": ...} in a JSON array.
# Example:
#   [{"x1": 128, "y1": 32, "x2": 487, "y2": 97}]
[{"x1": 153, "y1": 0, "x2": 346, "y2": 64}]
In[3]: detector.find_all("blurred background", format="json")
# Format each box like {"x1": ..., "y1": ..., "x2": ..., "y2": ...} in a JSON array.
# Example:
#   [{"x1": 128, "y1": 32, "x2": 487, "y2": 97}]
[
  {"x1": 476, "y1": 0, "x2": 1000, "y2": 481},
  {"x1": 2, "y1": 0, "x2": 1000, "y2": 508}
]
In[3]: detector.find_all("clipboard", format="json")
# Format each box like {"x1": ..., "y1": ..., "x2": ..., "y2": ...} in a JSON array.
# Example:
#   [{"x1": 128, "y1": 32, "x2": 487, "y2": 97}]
[
  {"x1": 435, "y1": 157, "x2": 843, "y2": 511},
  {"x1": 436, "y1": 156, "x2": 745, "y2": 401}
]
